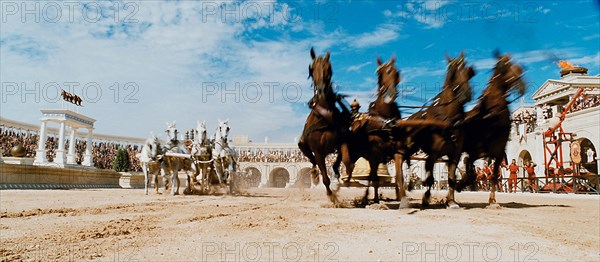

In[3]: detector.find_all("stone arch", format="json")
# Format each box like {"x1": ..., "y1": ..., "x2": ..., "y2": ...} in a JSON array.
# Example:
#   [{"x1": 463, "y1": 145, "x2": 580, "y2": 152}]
[
  {"x1": 269, "y1": 167, "x2": 290, "y2": 188},
  {"x1": 577, "y1": 137, "x2": 597, "y2": 174},
  {"x1": 243, "y1": 166, "x2": 262, "y2": 188},
  {"x1": 295, "y1": 167, "x2": 313, "y2": 188},
  {"x1": 519, "y1": 150, "x2": 532, "y2": 166}
]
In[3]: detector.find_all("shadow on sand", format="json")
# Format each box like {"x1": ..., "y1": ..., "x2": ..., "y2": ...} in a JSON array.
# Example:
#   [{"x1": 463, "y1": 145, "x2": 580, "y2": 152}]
[{"x1": 330, "y1": 198, "x2": 572, "y2": 211}]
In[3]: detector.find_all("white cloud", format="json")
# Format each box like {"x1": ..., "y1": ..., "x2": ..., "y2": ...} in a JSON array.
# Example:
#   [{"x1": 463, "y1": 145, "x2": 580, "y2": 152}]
[
  {"x1": 583, "y1": 33, "x2": 600, "y2": 41},
  {"x1": 471, "y1": 48, "x2": 581, "y2": 70},
  {"x1": 0, "y1": 0, "x2": 323, "y2": 142},
  {"x1": 348, "y1": 23, "x2": 401, "y2": 48},
  {"x1": 401, "y1": 0, "x2": 453, "y2": 29},
  {"x1": 346, "y1": 61, "x2": 372, "y2": 72},
  {"x1": 569, "y1": 52, "x2": 600, "y2": 67},
  {"x1": 400, "y1": 66, "x2": 446, "y2": 83}
]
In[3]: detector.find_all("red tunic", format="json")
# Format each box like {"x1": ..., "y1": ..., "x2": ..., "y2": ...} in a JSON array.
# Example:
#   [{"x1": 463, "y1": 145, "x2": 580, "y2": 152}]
[{"x1": 509, "y1": 164, "x2": 519, "y2": 174}]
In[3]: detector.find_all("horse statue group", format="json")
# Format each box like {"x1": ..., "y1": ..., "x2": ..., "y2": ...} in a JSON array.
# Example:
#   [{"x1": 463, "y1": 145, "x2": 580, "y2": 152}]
[
  {"x1": 61, "y1": 89, "x2": 83, "y2": 106},
  {"x1": 136, "y1": 120, "x2": 237, "y2": 195},
  {"x1": 299, "y1": 48, "x2": 526, "y2": 208}
]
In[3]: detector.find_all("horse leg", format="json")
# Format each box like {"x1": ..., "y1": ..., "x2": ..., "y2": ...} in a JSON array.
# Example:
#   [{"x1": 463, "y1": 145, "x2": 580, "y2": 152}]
[
  {"x1": 446, "y1": 160, "x2": 460, "y2": 209},
  {"x1": 142, "y1": 163, "x2": 150, "y2": 195},
  {"x1": 299, "y1": 141, "x2": 319, "y2": 184},
  {"x1": 315, "y1": 153, "x2": 336, "y2": 203},
  {"x1": 422, "y1": 157, "x2": 435, "y2": 208},
  {"x1": 456, "y1": 156, "x2": 476, "y2": 192},
  {"x1": 489, "y1": 158, "x2": 502, "y2": 206},
  {"x1": 394, "y1": 154, "x2": 409, "y2": 207},
  {"x1": 161, "y1": 161, "x2": 170, "y2": 193},
  {"x1": 369, "y1": 161, "x2": 381, "y2": 204},
  {"x1": 298, "y1": 141, "x2": 317, "y2": 166},
  {"x1": 228, "y1": 158, "x2": 236, "y2": 194},
  {"x1": 154, "y1": 172, "x2": 159, "y2": 193},
  {"x1": 330, "y1": 153, "x2": 342, "y2": 192},
  {"x1": 184, "y1": 162, "x2": 195, "y2": 194},
  {"x1": 201, "y1": 164, "x2": 209, "y2": 191},
  {"x1": 340, "y1": 143, "x2": 355, "y2": 187},
  {"x1": 332, "y1": 153, "x2": 342, "y2": 180},
  {"x1": 171, "y1": 160, "x2": 180, "y2": 195},
  {"x1": 214, "y1": 159, "x2": 224, "y2": 185}
]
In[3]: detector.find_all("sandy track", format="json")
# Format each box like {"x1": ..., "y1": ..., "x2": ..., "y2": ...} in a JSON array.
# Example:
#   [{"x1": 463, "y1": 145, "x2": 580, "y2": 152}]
[{"x1": 1, "y1": 188, "x2": 599, "y2": 261}]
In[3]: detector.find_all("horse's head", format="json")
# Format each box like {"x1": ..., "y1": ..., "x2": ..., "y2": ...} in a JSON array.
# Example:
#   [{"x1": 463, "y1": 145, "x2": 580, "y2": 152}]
[
  {"x1": 165, "y1": 121, "x2": 178, "y2": 142},
  {"x1": 308, "y1": 47, "x2": 333, "y2": 102},
  {"x1": 195, "y1": 120, "x2": 207, "y2": 143},
  {"x1": 215, "y1": 119, "x2": 230, "y2": 142},
  {"x1": 376, "y1": 56, "x2": 400, "y2": 104},
  {"x1": 142, "y1": 132, "x2": 161, "y2": 160},
  {"x1": 492, "y1": 50, "x2": 526, "y2": 97},
  {"x1": 442, "y1": 51, "x2": 476, "y2": 105}
]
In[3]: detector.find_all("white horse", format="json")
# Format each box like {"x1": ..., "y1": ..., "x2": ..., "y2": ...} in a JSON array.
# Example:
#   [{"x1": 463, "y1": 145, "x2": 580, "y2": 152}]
[
  {"x1": 163, "y1": 122, "x2": 195, "y2": 195},
  {"x1": 190, "y1": 120, "x2": 214, "y2": 191},
  {"x1": 136, "y1": 133, "x2": 166, "y2": 195},
  {"x1": 212, "y1": 120, "x2": 237, "y2": 190}
]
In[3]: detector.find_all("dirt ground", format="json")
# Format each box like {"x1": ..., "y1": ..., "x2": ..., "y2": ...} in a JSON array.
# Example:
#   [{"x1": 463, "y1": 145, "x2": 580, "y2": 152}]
[{"x1": 1, "y1": 186, "x2": 599, "y2": 261}]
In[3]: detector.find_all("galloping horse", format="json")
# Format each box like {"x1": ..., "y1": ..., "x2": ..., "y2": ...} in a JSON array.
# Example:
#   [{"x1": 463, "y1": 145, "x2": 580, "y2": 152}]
[
  {"x1": 406, "y1": 52, "x2": 475, "y2": 208},
  {"x1": 137, "y1": 133, "x2": 166, "y2": 195},
  {"x1": 341, "y1": 56, "x2": 406, "y2": 203},
  {"x1": 212, "y1": 120, "x2": 237, "y2": 188},
  {"x1": 298, "y1": 48, "x2": 349, "y2": 202},
  {"x1": 456, "y1": 51, "x2": 526, "y2": 206},
  {"x1": 163, "y1": 122, "x2": 195, "y2": 195},
  {"x1": 190, "y1": 120, "x2": 213, "y2": 190}
]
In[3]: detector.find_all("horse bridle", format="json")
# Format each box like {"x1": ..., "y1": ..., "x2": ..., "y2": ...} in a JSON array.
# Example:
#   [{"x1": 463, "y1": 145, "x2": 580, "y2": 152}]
[
  {"x1": 309, "y1": 57, "x2": 333, "y2": 98},
  {"x1": 428, "y1": 59, "x2": 472, "y2": 108},
  {"x1": 376, "y1": 62, "x2": 399, "y2": 103},
  {"x1": 489, "y1": 58, "x2": 525, "y2": 103}
]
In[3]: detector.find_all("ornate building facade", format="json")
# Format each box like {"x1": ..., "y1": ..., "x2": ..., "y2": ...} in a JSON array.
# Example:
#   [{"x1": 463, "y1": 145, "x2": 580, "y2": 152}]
[{"x1": 505, "y1": 66, "x2": 599, "y2": 179}]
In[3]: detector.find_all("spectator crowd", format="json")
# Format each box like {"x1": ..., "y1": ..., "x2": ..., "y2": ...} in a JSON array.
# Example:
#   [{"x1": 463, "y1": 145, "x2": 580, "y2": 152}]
[
  {"x1": 568, "y1": 94, "x2": 600, "y2": 114},
  {"x1": 1, "y1": 126, "x2": 142, "y2": 171},
  {"x1": 513, "y1": 110, "x2": 537, "y2": 134},
  {"x1": 238, "y1": 149, "x2": 309, "y2": 163}
]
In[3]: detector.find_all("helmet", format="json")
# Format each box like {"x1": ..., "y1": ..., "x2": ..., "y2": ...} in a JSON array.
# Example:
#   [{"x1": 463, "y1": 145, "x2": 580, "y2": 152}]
[{"x1": 351, "y1": 99, "x2": 360, "y2": 109}]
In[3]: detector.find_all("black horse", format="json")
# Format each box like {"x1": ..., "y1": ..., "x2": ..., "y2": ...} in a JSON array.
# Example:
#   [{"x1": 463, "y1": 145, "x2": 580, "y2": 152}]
[
  {"x1": 456, "y1": 51, "x2": 526, "y2": 206},
  {"x1": 404, "y1": 52, "x2": 475, "y2": 208}
]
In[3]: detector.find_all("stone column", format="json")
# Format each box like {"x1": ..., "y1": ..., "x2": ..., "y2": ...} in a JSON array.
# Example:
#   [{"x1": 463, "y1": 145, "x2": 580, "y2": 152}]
[
  {"x1": 286, "y1": 165, "x2": 297, "y2": 188},
  {"x1": 259, "y1": 164, "x2": 269, "y2": 187},
  {"x1": 82, "y1": 128, "x2": 94, "y2": 167},
  {"x1": 54, "y1": 121, "x2": 66, "y2": 165},
  {"x1": 34, "y1": 120, "x2": 48, "y2": 165},
  {"x1": 66, "y1": 126, "x2": 77, "y2": 164}
]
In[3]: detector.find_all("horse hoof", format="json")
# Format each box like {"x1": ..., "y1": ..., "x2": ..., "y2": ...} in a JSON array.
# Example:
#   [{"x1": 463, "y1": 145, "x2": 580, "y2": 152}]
[
  {"x1": 487, "y1": 203, "x2": 501, "y2": 209},
  {"x1": 311, "y1": 174, "x2": 320, "y2": 185},
  {"x1": 447, "y1": 202, "x2": 460, "y2": 209},
  {"x1": 328, "y1": 194, "x2": 339, "y2": 204},
  {"x1": 331, "y1": 181, "x2": 340, "y2": 192},
  {"x1": 399, "y1": 197, "x2": 410, "y2": 209},
  {"x1": 421, "y1": 199, "x2": 430, "y2": 208}
]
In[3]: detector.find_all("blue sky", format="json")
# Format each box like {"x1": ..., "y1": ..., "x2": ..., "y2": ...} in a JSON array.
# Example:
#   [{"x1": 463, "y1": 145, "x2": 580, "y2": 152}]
[{"x1": 1, "y1": 0, "x2": 599, "y2": 142}]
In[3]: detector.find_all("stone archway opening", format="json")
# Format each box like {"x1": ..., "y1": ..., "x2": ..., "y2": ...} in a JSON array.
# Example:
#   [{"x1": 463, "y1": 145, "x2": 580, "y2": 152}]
[
  {"x1": 519, "y1": 150, "x2": 532, "y2": 166},
  {"x1": 269, "y1": 168, "x2": 290, "y2": 188},
  {"x1": 296, "y1": 167, "x2": 313, "y2": 188},
  {"x1": 578, "y1": 138, "x2": 597, "y2": 174},
  {"x1": 243, "y1": 167, "x2": 262, "y2": 188}
]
